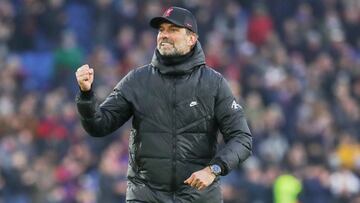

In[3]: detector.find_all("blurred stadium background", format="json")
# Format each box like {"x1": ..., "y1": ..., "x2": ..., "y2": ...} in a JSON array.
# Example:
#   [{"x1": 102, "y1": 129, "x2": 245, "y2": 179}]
[{"x1": 0, "y1": 0, "x2": 359, "y2": 202}]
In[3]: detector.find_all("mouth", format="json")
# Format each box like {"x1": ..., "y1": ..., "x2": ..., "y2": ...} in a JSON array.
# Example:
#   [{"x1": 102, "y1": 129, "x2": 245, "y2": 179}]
[{"x1": 160, "y1": 42, "x2": 174, "y2": 47}]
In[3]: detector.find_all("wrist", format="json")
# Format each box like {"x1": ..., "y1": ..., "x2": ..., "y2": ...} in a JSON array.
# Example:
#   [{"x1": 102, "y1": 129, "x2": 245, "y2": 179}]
[
  {"x1": 205, "y1": 166, "x2": 216, "y2": 178},
  {"x1": 80, "y1": 88, "x2": 91, "y2": 92},
  {"x1": 80, "y1": 86, "x2": 91, "y2": 92}
]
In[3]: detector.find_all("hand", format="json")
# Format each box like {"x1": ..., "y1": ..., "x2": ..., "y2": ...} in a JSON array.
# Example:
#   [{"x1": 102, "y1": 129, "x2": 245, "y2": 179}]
[
  {"x1": 75, "y1": 64, "x2": 94, "y2": 91},
  {"x1": 184, "y1": 167, "x2": 216, "y2": 190}
]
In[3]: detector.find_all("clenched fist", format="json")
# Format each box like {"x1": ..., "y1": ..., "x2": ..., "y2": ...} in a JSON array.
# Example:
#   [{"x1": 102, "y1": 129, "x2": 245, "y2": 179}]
[{"x1": 75, "y1": 64, "x2": 94, "y2": 91}]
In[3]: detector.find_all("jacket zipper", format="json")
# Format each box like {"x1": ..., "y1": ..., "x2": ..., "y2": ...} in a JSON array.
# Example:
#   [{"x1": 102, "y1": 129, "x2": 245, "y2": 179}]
[{"x1": 171, "y1": 78, "x2": 177, "y2": 191}]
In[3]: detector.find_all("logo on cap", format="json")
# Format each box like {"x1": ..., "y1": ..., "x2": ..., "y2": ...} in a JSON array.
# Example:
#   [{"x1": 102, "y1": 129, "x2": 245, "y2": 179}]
[{"x1": 164, "y1": 8, "x2": 173, "y2": 17}]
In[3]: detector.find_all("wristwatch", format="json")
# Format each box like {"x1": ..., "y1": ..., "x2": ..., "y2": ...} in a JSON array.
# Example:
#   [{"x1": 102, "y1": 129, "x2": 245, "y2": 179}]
[{"x1": 209, "y1": 164, "x2": 222, "y2": 176}]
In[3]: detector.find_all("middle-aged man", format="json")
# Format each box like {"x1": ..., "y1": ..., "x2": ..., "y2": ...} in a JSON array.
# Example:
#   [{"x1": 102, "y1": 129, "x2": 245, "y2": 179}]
[{"x1": 75, "y1": 6, "x2": 252, "y2": 203}]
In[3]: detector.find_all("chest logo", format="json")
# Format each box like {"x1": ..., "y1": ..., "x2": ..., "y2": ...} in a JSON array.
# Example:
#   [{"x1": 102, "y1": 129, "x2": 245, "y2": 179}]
[
  {"x1": 231, "y1": 100, "x2": 242, "y2": 110},
  {"x1": 189, "y1": 101, "x2": 198, "y2": 107}
]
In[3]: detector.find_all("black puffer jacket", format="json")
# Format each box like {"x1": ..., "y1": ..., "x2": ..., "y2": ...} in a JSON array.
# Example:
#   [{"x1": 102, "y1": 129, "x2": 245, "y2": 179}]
[{"x1": 76, "y1": 42, "x2": 252, "y2": 203}]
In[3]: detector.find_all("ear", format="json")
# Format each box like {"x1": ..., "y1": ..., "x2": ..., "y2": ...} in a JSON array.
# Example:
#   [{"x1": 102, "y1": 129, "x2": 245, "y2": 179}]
[{"x1": 188, "y1": 34, "x2": 198, "y2": 47}]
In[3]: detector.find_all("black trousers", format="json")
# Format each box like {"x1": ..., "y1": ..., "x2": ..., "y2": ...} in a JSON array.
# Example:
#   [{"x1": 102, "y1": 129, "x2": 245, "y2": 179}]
[{"x1": 126, "y1": 179, "x2": 223, "y2": 203}]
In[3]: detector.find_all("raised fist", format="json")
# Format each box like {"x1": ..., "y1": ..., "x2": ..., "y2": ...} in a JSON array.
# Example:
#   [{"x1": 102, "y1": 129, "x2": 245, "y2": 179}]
[{"x1": 75, "y1": 64, "x2": 94, "y2": 91}]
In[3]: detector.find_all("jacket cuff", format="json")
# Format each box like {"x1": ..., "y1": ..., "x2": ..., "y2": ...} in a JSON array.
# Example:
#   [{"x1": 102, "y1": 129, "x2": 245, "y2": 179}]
[{"x1": 79, "y1": 89, "x2": 94, "y2": 100}]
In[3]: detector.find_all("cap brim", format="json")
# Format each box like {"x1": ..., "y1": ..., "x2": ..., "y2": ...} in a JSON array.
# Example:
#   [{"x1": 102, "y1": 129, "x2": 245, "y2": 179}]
[{"x1": 150, "y1": 17, "x2": 184, "y2": 29}]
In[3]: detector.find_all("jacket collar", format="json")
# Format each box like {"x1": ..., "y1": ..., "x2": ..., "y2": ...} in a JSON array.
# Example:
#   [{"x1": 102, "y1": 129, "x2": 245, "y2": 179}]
[{"x1": 151, "y1": 41, "x2": 205, "y2": 75}]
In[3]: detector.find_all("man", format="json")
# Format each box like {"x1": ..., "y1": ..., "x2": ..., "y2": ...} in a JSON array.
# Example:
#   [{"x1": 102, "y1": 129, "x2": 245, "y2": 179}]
[{"x1": 75, "y1": 7, "x2": 252, "y2": 203}]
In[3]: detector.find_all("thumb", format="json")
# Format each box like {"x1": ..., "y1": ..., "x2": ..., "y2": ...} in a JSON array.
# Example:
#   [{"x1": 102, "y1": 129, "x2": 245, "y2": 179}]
[
  {"x1": 89, "y1": 68, "x2": 94, "y2": 75},
  {"x1": 184, "y1": 174, "x2": 194, "y2": 184}
]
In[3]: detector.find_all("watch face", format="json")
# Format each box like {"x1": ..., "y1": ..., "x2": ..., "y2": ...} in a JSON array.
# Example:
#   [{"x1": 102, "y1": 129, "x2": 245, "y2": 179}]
[{"x1": 211, "y1": 165, "x2": 221, "y2": 175}]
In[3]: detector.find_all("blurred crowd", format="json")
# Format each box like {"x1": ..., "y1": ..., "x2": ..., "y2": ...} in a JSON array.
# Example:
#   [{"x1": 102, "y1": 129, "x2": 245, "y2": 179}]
[{"x1": 0, "y1": 0, "x2": 359, "y2": 203}]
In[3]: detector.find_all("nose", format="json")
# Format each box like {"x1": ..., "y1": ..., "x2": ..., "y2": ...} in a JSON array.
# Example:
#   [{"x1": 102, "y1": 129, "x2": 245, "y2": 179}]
[{"x1": 158, "y1": 30, "x2": 169, "y2": 39}]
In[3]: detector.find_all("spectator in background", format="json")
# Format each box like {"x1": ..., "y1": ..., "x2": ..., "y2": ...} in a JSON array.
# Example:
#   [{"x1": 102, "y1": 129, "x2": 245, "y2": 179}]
[
  {"x1": 54, "y1": 30, "x2": 84, "y2": 93},
  {"x1": 273, "y1": 173, "x2": 302, "y2": 203},
  {"x1": 38, "y1": 0, "x2": 66, "y2": 49},
  {"x1": 93, "y1": 0, "x2": 117, "y2": 46},
  {"x1": 247, "y1": 3, "x2": 273, "y2": 47}
]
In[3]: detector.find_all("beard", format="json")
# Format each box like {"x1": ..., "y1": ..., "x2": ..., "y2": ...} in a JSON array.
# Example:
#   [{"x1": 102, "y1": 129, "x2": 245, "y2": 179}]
[{"x1": 157, "y1": 40, "x2": 183, "y2": 56}]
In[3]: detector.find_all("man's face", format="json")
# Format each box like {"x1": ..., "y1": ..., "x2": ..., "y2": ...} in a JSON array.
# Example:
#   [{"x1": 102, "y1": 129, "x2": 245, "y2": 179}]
[{"x1": 157, "y1": 22, "x2": 196, "y2": 56}]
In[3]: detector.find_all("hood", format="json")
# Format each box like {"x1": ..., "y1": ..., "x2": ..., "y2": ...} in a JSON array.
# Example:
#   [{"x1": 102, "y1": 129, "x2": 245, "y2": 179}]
[{"x1": 151, "y1": 41, "x2": 205, "y2": 75}]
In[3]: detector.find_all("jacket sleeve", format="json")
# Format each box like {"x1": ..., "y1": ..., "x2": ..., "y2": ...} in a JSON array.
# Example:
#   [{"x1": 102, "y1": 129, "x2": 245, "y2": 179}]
[
  {"x1": 211, "y1": 77, "x2": 252, "y2": 175},
  {"x1": 75, "y1": 71, "x2": 134, "y2": 137}
]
